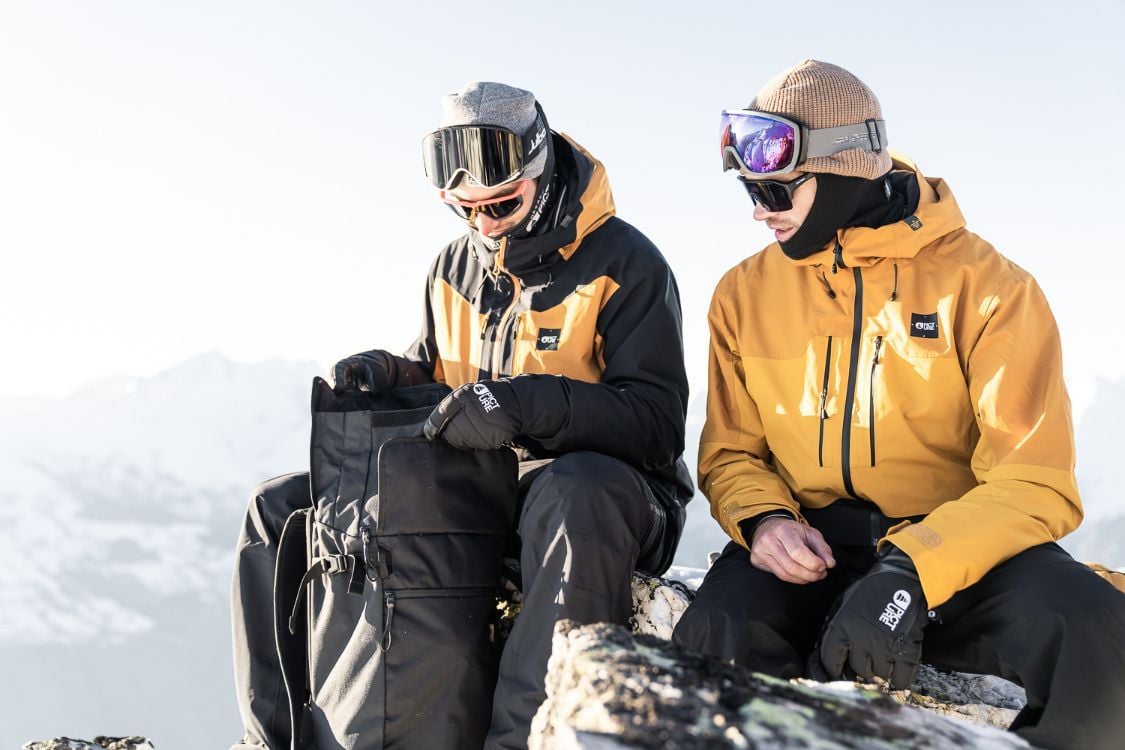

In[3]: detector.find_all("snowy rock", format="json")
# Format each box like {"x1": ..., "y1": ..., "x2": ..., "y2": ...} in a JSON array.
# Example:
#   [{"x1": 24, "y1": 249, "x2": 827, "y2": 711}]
[
  {"x1": 531, "y1": 622, "x2": 1029, "y2": 749},
  {"x1": 22, "y1": 738, "x2": 154, "y2": 750},
  {"x1": 629, "y1": 572, "x2": 695, "y2": 640},
  {"x1": 628, "y1": 570, "x2": 1028, "y2": 733}
]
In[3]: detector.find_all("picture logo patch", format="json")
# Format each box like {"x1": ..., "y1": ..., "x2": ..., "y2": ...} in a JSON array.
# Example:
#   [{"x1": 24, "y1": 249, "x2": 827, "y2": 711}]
[
  {"x1": 910, "y1": 312, "x2": 939, "y2": 339},
  {"x1": 536, "y1": 328, "x2": 562, "y2": 351}
]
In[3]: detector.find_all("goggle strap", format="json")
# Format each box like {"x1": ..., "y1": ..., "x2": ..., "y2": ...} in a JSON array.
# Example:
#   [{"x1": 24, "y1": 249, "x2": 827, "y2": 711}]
[
  {"x1": 804, "y1": 119, "x2": 888, "y2": 158},
  {"x1": 521, "y1": 102, "x2": 550, "y2": 163}
]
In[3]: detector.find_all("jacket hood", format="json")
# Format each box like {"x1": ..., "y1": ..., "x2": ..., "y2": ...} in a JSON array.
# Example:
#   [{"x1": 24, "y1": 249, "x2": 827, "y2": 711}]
[
  {"x1": 472, "y1": 132, "x2": 616, "y2": 280},
  {"x1": 785, "y1": 152, "x2": 967, "y2": 268}
]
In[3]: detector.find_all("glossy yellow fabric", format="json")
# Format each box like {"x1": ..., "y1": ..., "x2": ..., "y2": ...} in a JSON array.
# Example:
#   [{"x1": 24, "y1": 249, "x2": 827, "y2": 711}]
[{"x1": 700, "y1": 154, "x2": 1082, "y2": 606}]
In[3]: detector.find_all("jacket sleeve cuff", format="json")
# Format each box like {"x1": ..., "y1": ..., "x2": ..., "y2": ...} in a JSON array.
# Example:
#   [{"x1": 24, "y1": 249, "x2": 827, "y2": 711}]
[{"x1": 737, "y1": 511, "x2": 798, "y2": 549}]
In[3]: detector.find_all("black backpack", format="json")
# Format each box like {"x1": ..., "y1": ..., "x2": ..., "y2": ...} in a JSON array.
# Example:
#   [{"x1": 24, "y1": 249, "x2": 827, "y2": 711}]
[{"x1": 275, "y1": 378, "x2": 518, "y2": 749}]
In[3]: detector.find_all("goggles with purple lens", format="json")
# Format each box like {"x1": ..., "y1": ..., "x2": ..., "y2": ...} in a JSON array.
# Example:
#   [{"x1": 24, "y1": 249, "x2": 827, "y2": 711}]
[{"x1": 720, "y1": 110, "x2": 888, "y2": 178}]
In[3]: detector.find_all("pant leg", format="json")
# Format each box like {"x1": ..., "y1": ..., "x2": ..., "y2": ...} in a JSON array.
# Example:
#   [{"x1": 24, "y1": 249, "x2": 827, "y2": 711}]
[
  {"x1": 672, "y1": 539, "x2": 851, "y2": 678},
  {"x1": 921, "y1": 542, "x2": 1125, "y2": 750},
  {"x1": 230, "y1": 472, "x2": 311, "y2": 750},
  {"x1": 486, "y1": 452, "x2": 673, "y2": 750}
]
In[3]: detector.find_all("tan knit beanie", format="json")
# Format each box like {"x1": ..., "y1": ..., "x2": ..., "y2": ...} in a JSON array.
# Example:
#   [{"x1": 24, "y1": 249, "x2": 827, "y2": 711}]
[{"x1": 750, "y1": 60, "x2": 891, "y2": 179}]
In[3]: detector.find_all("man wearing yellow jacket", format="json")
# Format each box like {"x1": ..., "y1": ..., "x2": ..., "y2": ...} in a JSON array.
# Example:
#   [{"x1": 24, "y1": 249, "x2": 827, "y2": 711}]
[{"x1": 672, "y1": 60, "x2": 1125, "y2": 749}]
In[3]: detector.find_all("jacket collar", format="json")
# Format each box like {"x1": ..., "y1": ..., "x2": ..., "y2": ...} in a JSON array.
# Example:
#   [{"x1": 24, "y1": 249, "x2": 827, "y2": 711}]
[
  {"x1": 470, "y1": 133, "x2": 616, "y2": 281},
  {"x1": 784, "y1": 152, "x2": 967, "y2": 268}
]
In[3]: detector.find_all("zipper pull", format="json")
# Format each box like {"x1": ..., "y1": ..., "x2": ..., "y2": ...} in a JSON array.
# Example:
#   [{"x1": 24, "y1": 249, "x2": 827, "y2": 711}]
[
  {"x1": 819, "y1": 387, "x2": 829, "y2": 419},
  {"x1": 381, "y1": 591, "x2": 396, "y2": 652},
  {"x1": 873, "y1": 336, "x2": 883, "y2": 364},
  {"x1": 833, "y1": 242, "x2": 845, "y2": 270},
  {"x1": 361, "y1": 524, "x2": 379, "y2": 582}
]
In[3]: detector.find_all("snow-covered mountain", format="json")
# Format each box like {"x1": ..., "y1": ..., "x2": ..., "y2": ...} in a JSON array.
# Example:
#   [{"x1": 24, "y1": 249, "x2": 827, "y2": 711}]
[
  {"x1": 0, "y1": 353, "x2": 319, "y2": 749},
  {"x1": 0, "y1": 354, "x2": 1119, "y2": 748}
]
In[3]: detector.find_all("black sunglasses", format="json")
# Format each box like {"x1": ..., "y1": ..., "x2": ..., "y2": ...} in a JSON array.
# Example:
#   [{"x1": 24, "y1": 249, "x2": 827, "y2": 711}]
[{"x1": 739, "y1": 172, "x2": 815, "y2": 213}]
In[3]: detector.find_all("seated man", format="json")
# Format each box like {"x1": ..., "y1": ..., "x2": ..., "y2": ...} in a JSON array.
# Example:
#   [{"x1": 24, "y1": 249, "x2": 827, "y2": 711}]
[
  {"x1": 672, "y1": 60, "x2": 1125, "y2": 750},
  {"x1": 230, "y1": 81, "x2": 692, "y2": 750}
]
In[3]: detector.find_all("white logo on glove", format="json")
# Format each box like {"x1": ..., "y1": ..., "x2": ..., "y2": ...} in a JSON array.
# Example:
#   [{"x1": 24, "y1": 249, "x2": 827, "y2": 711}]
[
  {"x1": 472, "y1": 383, "x2": 501, "y2": 413},
  {"x1": 878, "y1": 589, "x2": 912, "y2": 631}
]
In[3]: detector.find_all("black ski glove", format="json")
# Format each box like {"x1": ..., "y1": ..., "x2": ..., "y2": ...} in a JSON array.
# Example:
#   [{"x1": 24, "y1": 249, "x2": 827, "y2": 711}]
[
  {"x1": 332, "y1": 350, "x2": 396, "y2": 393},
  {"x1": 814, "y1": 546, "x2": 927, "y2": 689},
  {"x1": 423, "y1": 379, "x2": 523, "y2": 450}
]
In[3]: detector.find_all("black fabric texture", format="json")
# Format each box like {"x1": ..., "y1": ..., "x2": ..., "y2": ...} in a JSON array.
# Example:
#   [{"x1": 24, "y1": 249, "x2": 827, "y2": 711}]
[
  {"x1": 231, "y1": 472, "x2": 311, "y2": 750},
  {"x1": 777, "y1": 170, "x2": 920, "y2": 260},
  {"x1": 846, "y1": 170, "x2": 920, "y2": 230},
  {"x1": 297, "y1": 377, "x2": 518, "y2": 749},
  {"x1": 487, "y1": 451, "x2": 681, "y2": 749},
  {"x1": 673, "y1": 539, "x2": 1125, "y2": 750}
]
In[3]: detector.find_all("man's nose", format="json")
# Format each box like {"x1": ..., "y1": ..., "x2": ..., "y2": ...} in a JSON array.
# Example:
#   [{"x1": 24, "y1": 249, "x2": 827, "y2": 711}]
[
  {"x1": 475, "y1": 214, "x2": 504, "y2": 236},
  {"x1": 752, "y1": 202, "x2": 773, "y2": 221}
]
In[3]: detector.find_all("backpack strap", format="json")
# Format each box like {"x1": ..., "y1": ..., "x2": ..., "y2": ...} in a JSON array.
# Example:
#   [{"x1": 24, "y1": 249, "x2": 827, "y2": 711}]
[{"x1": 273, "y1": 508, "x2": 311, "y2": 750}]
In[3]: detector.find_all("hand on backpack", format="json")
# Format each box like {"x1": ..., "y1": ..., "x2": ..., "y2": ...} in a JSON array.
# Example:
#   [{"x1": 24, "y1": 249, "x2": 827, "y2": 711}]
[
  {"x1": 813, "y1": 546, "x2": 927, "y2": 689},
  {"x1": 332, "y1": 350, "x2": 396, "y2": 393},
  {"x1": 423, "y1": 379, "x2": 523, "y2": 450}
]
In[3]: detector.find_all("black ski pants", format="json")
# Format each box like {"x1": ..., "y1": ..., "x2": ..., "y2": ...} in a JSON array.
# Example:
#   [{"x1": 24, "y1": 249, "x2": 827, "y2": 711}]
[
  {"x1": 230, "y1": 452, "x2": 681, "y2": 750},
  {"x1": 673, "y1": 536, "x2": 1125, "y2": 750}
]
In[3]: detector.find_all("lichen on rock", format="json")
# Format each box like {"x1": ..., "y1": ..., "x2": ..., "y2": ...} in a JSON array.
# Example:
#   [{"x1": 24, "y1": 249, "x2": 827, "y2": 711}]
[{"x1": 532, "y1": 622, "x2": 1030, "y2": 749}]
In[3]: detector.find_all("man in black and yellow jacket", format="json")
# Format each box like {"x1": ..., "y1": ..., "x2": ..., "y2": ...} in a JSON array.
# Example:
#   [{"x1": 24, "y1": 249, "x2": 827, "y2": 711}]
[
  {"x1": 230, "y1": 81, "x2": 691, "y2": 750},
  {"x1": 672, "y1": 60, "x2": 1125, "y2": 749}
]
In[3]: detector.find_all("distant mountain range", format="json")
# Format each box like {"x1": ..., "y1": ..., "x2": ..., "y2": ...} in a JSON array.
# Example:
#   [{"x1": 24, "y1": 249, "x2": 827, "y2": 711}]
[{"x1": 0, "y1": 353, "x2": 1118, "y2": 748}]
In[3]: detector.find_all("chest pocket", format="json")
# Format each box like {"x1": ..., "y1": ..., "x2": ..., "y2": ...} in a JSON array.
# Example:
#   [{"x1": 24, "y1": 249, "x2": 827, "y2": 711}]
[
  {"x1": 512, "y1": 304, "x2": 603, "y2": 383},
  {"x1": 870, "y1": 312, "x2": 974, "y2": 469}
]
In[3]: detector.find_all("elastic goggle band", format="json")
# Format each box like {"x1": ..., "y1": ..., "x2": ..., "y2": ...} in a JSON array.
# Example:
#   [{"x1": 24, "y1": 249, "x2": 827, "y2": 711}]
[{"x1": 720, "y1": 110, "x2": 887, "y2": 178}]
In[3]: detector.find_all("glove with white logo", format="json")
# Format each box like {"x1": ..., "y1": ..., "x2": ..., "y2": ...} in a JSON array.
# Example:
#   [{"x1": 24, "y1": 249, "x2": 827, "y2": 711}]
[
  {"x1": 813, "y1": 546, "x2": 927, "y2": 689},
  {"x1": 423, "y1": 379, "x2": 524, "y2": 450}
]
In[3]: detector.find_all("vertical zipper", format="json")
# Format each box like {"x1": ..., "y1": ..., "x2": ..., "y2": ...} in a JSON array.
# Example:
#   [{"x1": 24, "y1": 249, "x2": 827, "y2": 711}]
[
  {"x1": 381, "y1": 590, "x2": 395, "y2": 652},
  {"x1": 840, "y1": 266, "x2": 864, "y2": 499},
  {"x1": 490, "y1": 275, "x2": 522, "y2": 379},
  {"x1": 869, "y1": 336, "x2": 883, "y2": 467},
  {"x1": 818, "y1": 336, "x2": 833, "y2": 467}
]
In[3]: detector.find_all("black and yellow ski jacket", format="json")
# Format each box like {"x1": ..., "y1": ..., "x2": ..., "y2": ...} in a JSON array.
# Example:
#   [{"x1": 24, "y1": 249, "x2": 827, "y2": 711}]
[
  {"x1": 402, "y1": 133, "x2": 694, "y2": 507},
  {"x1": 701, "y1": 154, "x2": 1082, "y2": 607}
]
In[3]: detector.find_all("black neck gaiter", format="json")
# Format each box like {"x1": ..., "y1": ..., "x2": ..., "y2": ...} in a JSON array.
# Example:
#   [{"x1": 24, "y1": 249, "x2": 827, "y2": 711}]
[{"x1": 778, "y1": 173, "x2": 886, "y2": 260}]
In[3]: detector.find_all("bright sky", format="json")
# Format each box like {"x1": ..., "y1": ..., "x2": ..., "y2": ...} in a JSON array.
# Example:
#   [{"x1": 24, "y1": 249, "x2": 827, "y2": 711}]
[{"x1": 2, "y1": 1, "x2": 1123, "y2": 403}]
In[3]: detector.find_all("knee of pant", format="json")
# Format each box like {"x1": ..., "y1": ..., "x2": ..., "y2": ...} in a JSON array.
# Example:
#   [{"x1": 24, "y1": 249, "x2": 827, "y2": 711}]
[
  {"x1": 519, "y1": 452, "x2": 642, "y2": 537},
  {"x1": 673, "y1": 603, "x2": 750, "y2": 661},
  {"x1": 245, "y1": 472, "x2": 310, "y2": 532}
]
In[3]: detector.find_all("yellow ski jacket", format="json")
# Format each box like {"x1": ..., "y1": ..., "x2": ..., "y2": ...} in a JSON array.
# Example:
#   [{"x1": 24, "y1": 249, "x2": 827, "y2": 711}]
[{"x1": 700, "y1": 154, "x2": 1082, "y2": 606}]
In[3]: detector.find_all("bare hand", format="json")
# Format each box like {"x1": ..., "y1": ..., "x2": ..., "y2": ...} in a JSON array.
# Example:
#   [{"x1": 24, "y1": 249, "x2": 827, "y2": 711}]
[{"x1": 750, "y1": 518, "x2": 836, "y2": 584}]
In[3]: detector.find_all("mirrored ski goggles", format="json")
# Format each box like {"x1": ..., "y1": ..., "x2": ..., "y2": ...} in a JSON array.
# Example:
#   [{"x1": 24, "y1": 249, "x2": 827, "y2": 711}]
[
  {"x1": 720, "y1": 110, "x2": 887, "y2": 178},
  {"x1": 422, "y1": 106, "x2": 549, "y2": 190},
  {"x1": 739, "y1": 172, "x2": 815, "y2": 213},
  {"x1": 440, "y1": 182, "x2": 526, "y2": 221}
]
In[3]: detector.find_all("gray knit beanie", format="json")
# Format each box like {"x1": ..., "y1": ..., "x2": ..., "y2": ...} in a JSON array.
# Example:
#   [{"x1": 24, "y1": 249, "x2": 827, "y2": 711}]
[
  {"x1": 750, "y1": 60, "x2": 892, "y2": 179},
  {"x1": 440, "y1": 81, "x2": 548, "y2": 185}
]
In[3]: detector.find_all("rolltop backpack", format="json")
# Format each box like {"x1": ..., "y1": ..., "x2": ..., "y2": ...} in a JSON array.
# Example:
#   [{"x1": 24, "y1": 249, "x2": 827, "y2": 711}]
[{"x1": 274, "y1": 377, "x2": 519, "y2": 749}]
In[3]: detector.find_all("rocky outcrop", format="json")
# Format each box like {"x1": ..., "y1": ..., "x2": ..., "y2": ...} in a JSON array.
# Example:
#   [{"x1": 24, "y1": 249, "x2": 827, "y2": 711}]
[
  {"x1": 22, "y1": 739, "x2": 155, "y2": 750},
  {"x1": 531, "y1": 622, "x2": 1029, "y2": 749},
  {"x1": 629, "y1": 571, "x2": 1026, "y2": 733}
]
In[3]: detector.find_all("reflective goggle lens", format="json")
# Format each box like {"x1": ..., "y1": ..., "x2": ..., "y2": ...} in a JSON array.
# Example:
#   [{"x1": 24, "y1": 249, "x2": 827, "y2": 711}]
[
  {"x1": 720, "y1": 112, "x2": 798, "y2": 175},
  {"x1": 423, "y1": 126, "x2": 525, "y2": 190}
]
